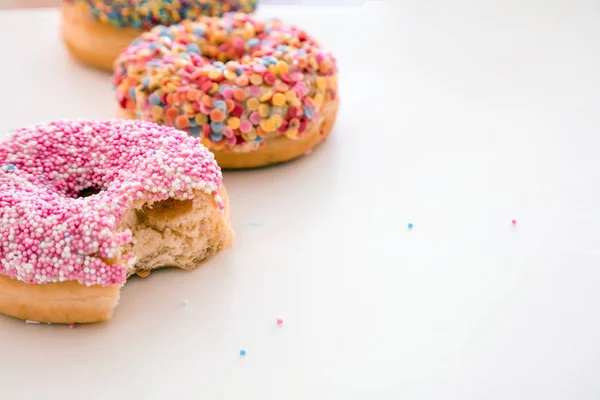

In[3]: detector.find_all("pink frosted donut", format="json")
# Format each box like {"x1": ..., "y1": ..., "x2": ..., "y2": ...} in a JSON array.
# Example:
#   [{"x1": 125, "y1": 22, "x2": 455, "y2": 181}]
[{"x1": 0, "y1": 119, "x2": 234, "y2": 324}]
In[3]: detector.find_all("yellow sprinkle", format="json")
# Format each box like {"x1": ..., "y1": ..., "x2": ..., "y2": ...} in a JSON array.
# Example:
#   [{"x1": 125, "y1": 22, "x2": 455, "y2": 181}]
[
  {"x1": 258, "y1": 104, "x2": 270, "y2": 118},
  {"x1": 227, "y1": 117, "x2": 240, "y2": 129},
  {"x1": 315, "y1": 76, "x2": 327, "y2": 91},
  {"x1": 260, "y1": 119, "x2": 275, "y2": 133},
  {"x1": 314, "y1": 93, "x2": 324, "y2": 108},
  {"x1": 246, "y1": 98, "x2": 260, "y2": 111},
  {"x1": 250, "y1": 74, "x2": 263, "y2": 86},
  {"x1": 284, "y1": 90, "x2": 297, "y2": 103},
  {"x1": 183, "y1": 103, "x2": 194, "y2": 114},
  {"x1": 259, "y1": 91, "x2": 273, "y2": 103},
  {"x1": 208, "y1": 69, "x2": 222, "y2": 80},
  {"x1": 224, "y1": 70, "x2": 237, "y2": 81},
  {"x1": 267, "y1": 64, "x2": 277, "y2": 74},
  {"x1": 209, "y1": 83, "x2": 219, "y2": 94},
  {"x1": 275, "y1": 61, "x2": 289, "y2": 75},
  {"x1": 151, "y1": 105, "x2": 163, "y2": 119},
  {"x1": 271, "y1": 93, "x2": 286, "y2": 107},
  {"x1": 244, "y1": 129, "x2": 257, "y2": 141},
  {"x1": 195, "y1": 114, "x2": 208, "y2": 125},
  {"x1": 309, "y1": 57, "x2": 318, "y2": 70},
  {"x1": 270, "y1": 114, "x2": 283, "y2": 128},
  {"x1": 201, "y1": 138, "x2": 212, "y2": 148}
]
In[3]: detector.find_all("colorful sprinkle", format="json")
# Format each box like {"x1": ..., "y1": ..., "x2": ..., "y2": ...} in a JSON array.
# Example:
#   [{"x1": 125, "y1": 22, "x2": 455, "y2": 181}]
[
  {"x1": 239, "y1": 349, "x2": 247, "y2": 356},
  {"x1": 276, "y1": 317, "x2": 283, "y2": 326},
  {"x1": 112, "y1": 13, "x2": 339, "y2": 153},
  {"x1": 408, "y1": 223, "x2": 414, "y2": 229}
]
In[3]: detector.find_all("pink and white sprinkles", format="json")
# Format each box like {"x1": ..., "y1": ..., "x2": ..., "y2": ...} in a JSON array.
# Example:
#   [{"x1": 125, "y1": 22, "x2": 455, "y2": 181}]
[{"x1": 0, "y1": 120, "x2": 224, "y2": 287}]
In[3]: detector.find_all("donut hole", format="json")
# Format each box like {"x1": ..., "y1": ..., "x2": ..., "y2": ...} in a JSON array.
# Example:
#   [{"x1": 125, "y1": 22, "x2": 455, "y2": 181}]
[
  {"x1": 76, "y1": 187, "x2": 102, "y2": 198},
  {"x1": 118, "y1": 193, "x2": 231, "y2": 276}
]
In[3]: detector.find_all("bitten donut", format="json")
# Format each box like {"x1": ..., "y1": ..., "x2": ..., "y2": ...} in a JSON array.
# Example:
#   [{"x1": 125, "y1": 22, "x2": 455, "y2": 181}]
[
  {"x1": 60, "y1": 0, "x2": 258, "y2": 71},
  {"x1": 0, "y1": 120, "x2": 234, "y2": 324},
  {"x1": 112, "y1": 12, "x2": 339, "y2": 169}
]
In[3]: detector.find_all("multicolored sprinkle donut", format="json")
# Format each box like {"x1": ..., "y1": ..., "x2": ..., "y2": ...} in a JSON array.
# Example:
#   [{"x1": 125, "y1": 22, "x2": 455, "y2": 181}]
[
  {"x1": 112, "y1": 12, "x2": 339, "y2": 169},
  {"x1": 0, "y1": 120, "x2": 234, "y2": 324},
  {"x1": 60, "y1": 0, "x2": 258, "y2": 71}
]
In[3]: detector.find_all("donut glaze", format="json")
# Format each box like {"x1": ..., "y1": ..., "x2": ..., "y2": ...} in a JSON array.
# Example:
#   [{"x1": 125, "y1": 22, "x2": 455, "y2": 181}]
[
  {"x1": 112, "y1": 12, "x2": 339, "y2": 168},
  {"x1": 0, "y1": 120, "x2": 226, "y2": 287}
]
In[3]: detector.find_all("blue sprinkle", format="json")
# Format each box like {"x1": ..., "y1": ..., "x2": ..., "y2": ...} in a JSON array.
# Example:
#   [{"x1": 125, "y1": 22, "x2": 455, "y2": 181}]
[
  {"x1": 249, "y1": 222, "x2": 262, "y2": 227},
  {"x1": 159, "y1": 31, "x2": 174, "y2": 40},
  {"x1": 239, "y1": 349, "x2": 246, "y2": 357},
  {"x1": 254, "y1": 136, "x2": 263, "y2": 143},
  {"x1": 210, "y1": 122, "x2": 224, "y2": 133},
  {"x1": 132, "y1": 20, "x2": 142, "y2": 29},
  {"x1": 235, "y1": 67, "x2": 244, "y2": 76},
  {"x1": 212, "y1": 61, "x2": 225, "y2": 68},
  {"x1": 132, "y1": 39, "x2": 142, "y2": 46},
  {"x1": 218, "y1": 85, "x2": 230, "y2": 94},
  {"x1": 186, "y1": 43, "x2": 200, "y2": 54},
  {"x1": 214, "y1": 100, "x2": 227, "y2": 112},
  {"x1": 6, "y1": 164, "x2": 15, "y2": 171},
  {"x1": 297, "y1": 48, "x2": 307, "y2": 57},
  {"x1": 264, "y1": 25, "x2": 272, "y2": 34},
  {"x1": 408, "y1": 223, "x2": 414, "y2": 229},
  {"x1": 193, "y1": 27, "x2": 205, "y2": 36},
  {"x1": 152, "y1": 150, "x2": 157, "y2": 154},
  {"x1": 189, "y1": 127, "x2": 202, "y2": 137},
  {"x1": 267, "y1": 56, "x2": 278, "y2": 64},
  {"x1": 128, "y1": 87, "x2": 136, "y2": 99},
  {"x1": 64, "y1": 233, "x2": 70, "y2": 238},
  {"x1": 147, "y1": 61, "x2": 161, "y2": 68},
  {"x1": 149, "y1": 93, "x2": 161, "y2": 105},
  {"x1": 247, "y1": 38, "x2": 260, "y2": 48},
  {"x1": 141, "y1": 77, "x2": 150, "y2": 87},
  {"x1": 304, "y1": 106, "x2": 313, "y2": 119},
  {"x1": 189, "y1": 119, "x2": 198, "y2": 128},
  {"x1": 178, "y1": 52, "x2": 189, "y2": 59},
  {"x1": 276, "y1": 45, "x2": 288, "y2": 53},
  {"x1": 148, "y1": 43, "x2": 157, "y2": 51},
  {"x1": 210, "y1": 133, "x2": 224, "y2": 141}
]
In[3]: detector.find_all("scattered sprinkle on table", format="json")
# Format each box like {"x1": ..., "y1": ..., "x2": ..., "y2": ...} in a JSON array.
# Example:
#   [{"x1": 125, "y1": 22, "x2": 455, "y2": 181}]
[
  {"x1": 408, "y1": 223, "x2": 414, "y2": 229},
  {"x1": 239, "y1": 349, "x2": 247, "y2": 357},
  {"x1": 276, "y1": 317, "x2": 284, "y2": 326},
  {"x1": 69, "y1": 323, "x2": 75, "y2": 329},
  {"x1": 25, "y1": 320, "x2": 40, "y2": 324},
  {"x1": 511, "y1": 219, "x2": 517, "y2": 225}
]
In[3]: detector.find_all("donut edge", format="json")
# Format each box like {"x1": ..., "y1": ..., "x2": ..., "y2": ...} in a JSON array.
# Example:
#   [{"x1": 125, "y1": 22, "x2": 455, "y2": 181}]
[
  {"x1": 60, "y1": 2, "x2": 143, "y2": 72},
  {"x1": 118, "y1": 96, "x2": 339, "y2": 169}
]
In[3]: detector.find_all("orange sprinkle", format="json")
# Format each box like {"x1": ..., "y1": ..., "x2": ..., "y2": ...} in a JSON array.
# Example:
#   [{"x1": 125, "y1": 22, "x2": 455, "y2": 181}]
[
  {"x1": 233, "y1": 88, "x2": 246, "y2": 101},
  {"x1": 175, "y1": 115, "x2": 189, "y2": 129},
  {"x1": 227, "y1": 117, "x2": 241, "y2": 129},
  {"x1": 235, "y1": 75, "x2": 249, "y2": 86},
  {"x1": 225, "y1": 99, "x2": 235, "y2": 112},
  {"x1": 165, "y1": 107, "x2": 180, "y2": 121},
  {"x1": 202, "y1": 95, "x2": 212, "y2": 108},
  {"x1": 284, "y1": 90, "x2": 297, "y2": 103},
  {"x1": 274, "y1": 82, "x2": 289, "y2": 92},
  {"x1": 260, "y1": 119, "x2": 275, "y2": 133},
  {"x1": 275, "y1": 61, "x2": 289, "y2": 75},
  {"x1": 201, "y1": 137, "x2": 212, "y2": 148},
  {"x1": 256, "y1": 126, "x2": 267, "y2": 138},
  {"x1": 210, "y1": 109, "x2": 224, "y2": 122},
  {"x1": 187, "y1": 89, "x2": 202, "y2": 101},
  {"x1": 165, "y1": 93, "x2": 174, "y2": 105},
  {"x1": 271, "y1": 93, "x2": 286, "y2": 107},
  {"x1": 246, "y1": 98, "x2": 260, "y2": 111}
]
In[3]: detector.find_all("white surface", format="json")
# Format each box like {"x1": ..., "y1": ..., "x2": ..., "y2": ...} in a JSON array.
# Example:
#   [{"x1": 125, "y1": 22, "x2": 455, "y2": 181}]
[{"x1": 0, "y1": 1, "x2": 600, "y2": 399}]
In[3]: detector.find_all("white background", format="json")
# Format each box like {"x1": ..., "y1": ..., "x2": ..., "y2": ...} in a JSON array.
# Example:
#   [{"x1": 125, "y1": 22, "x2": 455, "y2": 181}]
[{"x1": 1, "y1": 1, "x2": 600, "y2": 398}]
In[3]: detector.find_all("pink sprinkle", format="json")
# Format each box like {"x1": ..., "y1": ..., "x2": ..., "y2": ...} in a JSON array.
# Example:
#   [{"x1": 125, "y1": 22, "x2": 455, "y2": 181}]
[
  {"x1": 511, "y1": 219, "x2": 517, "y2": 225},
  {"x1": 69, "y1": 323, "x2": 75, "y2": 329},
  {"x1": 239, "y1": 120, "x2": 253, "y2": 133},
  {"x1": 276, "y1": 317, "x2": 283, "y2": 326}
]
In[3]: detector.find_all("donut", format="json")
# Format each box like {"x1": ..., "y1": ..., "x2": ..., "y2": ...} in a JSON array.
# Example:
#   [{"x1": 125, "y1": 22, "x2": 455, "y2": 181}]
[
  {"x1": 0, "y1": 120, "x2": 234, "y2": 324},
  {"x1": 112, "y1": 12, "x2": 339, "y2": 169},
  {"x1": 60, "y1": 0, "x2": 258, "y2": 71}
]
